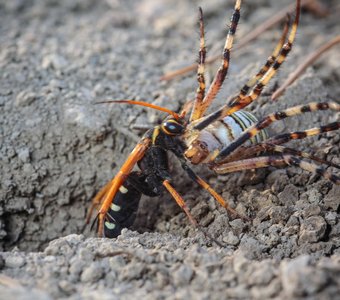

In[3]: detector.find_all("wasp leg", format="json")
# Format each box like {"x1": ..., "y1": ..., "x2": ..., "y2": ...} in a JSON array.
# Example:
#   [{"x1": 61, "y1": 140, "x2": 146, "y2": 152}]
[
  {"x1": 163, "y1": 180, "x2": 224, "y2": 247},
  {"x1": 193, "y1": 0, "x2": 301, "y2": 131},
  {"x1": 190, "y1": 7, "x2": 207, "y2": 122},
  {"x1": 194, "y1": 0, "x2": 242, "y2": 120},
  {"x1": 214, "y1": 102, "x2": 340, "y2": 163},
  {"x1": 86, "y1": 178, "x2": 113, "y2": 225},
  {"x1": 94, "y1": 138, "x2": 151, "y2": 237},
  {"x1": 212, "y1": 155, "x2": 340, "y2": 185},
  {"x1": 179, "y1": 161, "x2": 249, "y2": 221},
  {"x1": 163, "y1": 180, "x2": 198, "y2": 227}
]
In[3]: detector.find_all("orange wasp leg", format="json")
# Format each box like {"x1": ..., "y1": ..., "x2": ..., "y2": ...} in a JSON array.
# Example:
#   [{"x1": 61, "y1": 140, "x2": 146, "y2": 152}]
[
  {"x1": 163, "y1": 180, "x2": 198, "y2": 227},
  {"x1": 163, "y1": 180, "x2": 225, "y2": 246},
  {"x1": 93, "y1": 138, "x2": 151, "y2": 236}
]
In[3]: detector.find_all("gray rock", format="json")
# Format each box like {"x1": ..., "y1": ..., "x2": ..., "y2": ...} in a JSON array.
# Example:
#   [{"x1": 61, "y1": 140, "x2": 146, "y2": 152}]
[
  {"x1": 5, "y1": 255, "x2": 26, "y2": 268},
  {"x1": 281, "y1": 255, "x2": 329, "y2": 297},
  {"x1": 15, "y1": 90, "x2": 37, "y2": 106},
  {"x1": 80, "y1": 263, "x2": 104, "y2": 283},
  {"x1": 299, "y1": 216, "x2": 327, "y2": 244}
]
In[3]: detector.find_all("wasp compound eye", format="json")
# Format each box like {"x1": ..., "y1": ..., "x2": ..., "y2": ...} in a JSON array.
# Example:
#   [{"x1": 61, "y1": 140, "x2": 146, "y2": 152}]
[{"x1": 162, "y1": 120, "x2": 185, "y2": 135}]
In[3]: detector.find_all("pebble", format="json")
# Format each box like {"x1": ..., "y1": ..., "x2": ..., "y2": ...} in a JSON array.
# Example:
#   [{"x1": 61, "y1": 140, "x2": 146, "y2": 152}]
[
  {"x1": 172, "y1": 264, "x2": 194, "y2": 286},
  {"x1": 80, "y1": 263, "x2": 104, "y2": 283},
  {"x1": 281, "y1": 255, "x2": 329, "y2": 297},
  {"x1": 42, "y1": 54, "x2": 67, "y2": 70},
  {"x1": 15, "y1": 90, "x2": 37, "y2": 106},
  {"x1": 223, "y1": 231, "x2": 240, "y2": 246},
  {"x1": 5, "y1": 255, "x2": 26, "y2": 268},
  {"x1": 17, "y1": 147, "x2": 30, "y2": 163},
  {"x1": 299, "y1": 216, "x2": 327, "y2": 244}
]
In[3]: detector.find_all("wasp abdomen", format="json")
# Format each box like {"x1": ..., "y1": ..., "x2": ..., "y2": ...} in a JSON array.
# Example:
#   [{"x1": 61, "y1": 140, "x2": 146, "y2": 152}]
[{"x1": 104, "y1": 180, "x2": 142, "y2": 238}]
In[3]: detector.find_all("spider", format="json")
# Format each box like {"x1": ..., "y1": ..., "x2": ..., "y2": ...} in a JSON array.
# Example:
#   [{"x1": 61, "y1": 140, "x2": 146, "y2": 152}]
[{"x1": 87, "y1": 0, "x2": 339, "y2": 239}]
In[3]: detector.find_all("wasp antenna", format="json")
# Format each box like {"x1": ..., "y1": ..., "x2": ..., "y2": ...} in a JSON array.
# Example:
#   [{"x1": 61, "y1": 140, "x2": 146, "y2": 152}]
[{"x1": 95, "y1": 99, "x2": 180, "y2": 120}]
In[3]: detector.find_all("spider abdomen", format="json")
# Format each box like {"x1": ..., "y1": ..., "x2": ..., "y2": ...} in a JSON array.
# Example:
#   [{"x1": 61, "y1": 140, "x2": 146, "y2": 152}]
[
  {"x1": 185, "y1": 110, "x2": 267, "y2": 164},
  {"x1": 211, "y1": 110, "x2": 268, "y2": 146}
]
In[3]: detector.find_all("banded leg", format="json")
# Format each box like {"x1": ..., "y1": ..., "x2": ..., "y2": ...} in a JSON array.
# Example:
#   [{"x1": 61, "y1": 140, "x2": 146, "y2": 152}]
[
  {"x1": 266, "y1": 122, "x2": 340, "y2": 145},
  {"x1": 215, "y1": 102, "x2": 340, "y2": 163},
  {"x1": 215, "y1": 142, "x2": 340, "y2": 170},
  {"x1": 212, "y1": 155, "x2": 340, "y2": 185},
  {"x1": 193, "y1": 0, "x2": 301, "y2": 131},
  {"x1": 235, "y1": 14, "x2": 290, "y2": 100},
  {"x1": 194, "y1": 0, "x2": 242, "y2": 120},
  {"x1": 190, "y1": 8, "x2": 207, "y2": 122},
  {"x1": 227, "y1": 0, "x2": 300, "y2": 113}
]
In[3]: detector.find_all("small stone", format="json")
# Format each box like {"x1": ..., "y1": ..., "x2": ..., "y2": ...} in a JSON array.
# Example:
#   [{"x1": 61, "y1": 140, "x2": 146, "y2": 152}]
[
  {"x1": 281, "y1": 255, "x2": 329, "y2": 297},
  {"x1": 302, "y1": 204, "x2": 321, "y2": 218},
  {"x1": 324, "y1": 211, "x2": 338, "y2": 225},
  {"x1": 80, "y1": 263, "x2": 104, "y2": 283},
  {"x1": 5, "y1": 255, "x2": 26, "y2": 268},
  {"x1": 58, "y1": 280, "x2": 75, "y2": 294},
  {"x1": 304, "y1": 188, "x2": 322, "y2": 204},
  {"x1": 17, "y1": 147, "x2": 30, "y2": 163},
  {"x1": 299, "y1": 216, "x2": 327, "y2": 244},
  {"x1": 323, "y1": 185, "x2": 340, "y2": 210},
  {"x1": 172, "y1": 264, "x2": 194, "y2": 286},
  {"x1": 268, "y1": 206, "x2": 290, "y2": 223},
  {"x1": 42, "y1": 53, "x2": 67, "y2": 70},
  {"x1": 247, "y1": 260, "x2": 275, "y2": 286},
  {"x1": 278, "y1": 184, "x2": 299, "y2": 206},
  {"x1": 229, "y1": 219, "x2": 247, "y2": 235},
  {"x1": 223, "y1": 231, "x2": 240, "y2": 246},
  {"x1": 15, "y1": 90, "x2": 37, "y2": 106}
]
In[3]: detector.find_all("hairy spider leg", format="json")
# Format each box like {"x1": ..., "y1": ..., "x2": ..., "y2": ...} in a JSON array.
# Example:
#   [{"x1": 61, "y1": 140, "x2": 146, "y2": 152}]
[
  {"x1": 214, "y1": 102, "x2": 339, "y2": 163},
  {"x1": 254, "y1": 143, "x2": 339, "y2": 169},
  {"x1": 235, "y1": 14, "x2": 290, "y2": 100},
  {"x1": 216, "y1": 139, "x2": 340, "y2": 170},
  {"x1": 190, "y1": 7, "x2": 207, "y2": 122},
  {"x1": 226, "y1": 0, "x2": 301, "y2": 113},
  {"x1": 192, "y1": 0, "x2": 242, "y2": 120},
  {"x1": 266, "y1": 122, "x2": 340, "y2": 146},
  {"x1": 193, "y1": 0, "x2": 301, "y2": 131},
  {"x1": 212, "y1": 155, "x2": 340, "y2": 185}
]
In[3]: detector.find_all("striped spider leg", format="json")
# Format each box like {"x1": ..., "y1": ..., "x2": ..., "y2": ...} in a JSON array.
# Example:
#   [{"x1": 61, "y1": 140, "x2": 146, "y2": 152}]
[
  {"x1": 210, "y1": 102, "x2": 340, "y2": 184},
  {"x1": 190, "y1": 0, "x2": 242, "y2": 121},
  {"x1": 191, "y1": 0, "x2": 301, "y2": 131}
]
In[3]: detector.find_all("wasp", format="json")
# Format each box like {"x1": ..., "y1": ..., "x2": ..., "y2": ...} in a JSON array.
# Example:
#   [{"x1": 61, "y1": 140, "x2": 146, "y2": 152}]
[{"x1": 87, "y1": 0, "x2": 340, "y2": 239}]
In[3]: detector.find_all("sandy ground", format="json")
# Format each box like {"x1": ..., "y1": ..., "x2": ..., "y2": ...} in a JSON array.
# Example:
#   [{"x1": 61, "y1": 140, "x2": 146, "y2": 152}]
[{"x1": 0, "y1": 0, "x2": 339, "y2": 299}]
